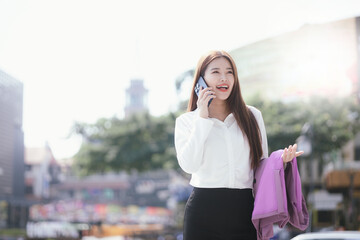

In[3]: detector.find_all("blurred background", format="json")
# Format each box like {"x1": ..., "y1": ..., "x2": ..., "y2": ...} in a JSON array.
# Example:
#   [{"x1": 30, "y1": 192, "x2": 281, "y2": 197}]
[{"x1": 1, "y1": 0, "x2": 360, "y2": 239}]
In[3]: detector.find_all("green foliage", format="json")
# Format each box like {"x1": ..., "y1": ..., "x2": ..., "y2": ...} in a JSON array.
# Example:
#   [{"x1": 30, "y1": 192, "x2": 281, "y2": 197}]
[
  {"x1": 248, "y1": 95, "x2": 360, "y2": 159},
  {"x1": 248, "y1": 95, "x2": 308, "y2": 153},
  {"x1": 72, "y1": 112, "x2": 178, "y2": 176},
  {"x1": 72, "y1": 95, "x2": 360, "y2": 176}
]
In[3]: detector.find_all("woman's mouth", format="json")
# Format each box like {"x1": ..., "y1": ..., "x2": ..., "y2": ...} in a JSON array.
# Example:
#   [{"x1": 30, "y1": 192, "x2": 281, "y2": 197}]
[{"x1": 216, "y1": 84, "x2": 229, "y2": 92}]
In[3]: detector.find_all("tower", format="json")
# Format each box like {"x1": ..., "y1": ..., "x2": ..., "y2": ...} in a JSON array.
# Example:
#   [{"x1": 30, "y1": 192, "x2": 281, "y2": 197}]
[{"x1": 124, "y1": 79, "x2": 149, "y2": 118}]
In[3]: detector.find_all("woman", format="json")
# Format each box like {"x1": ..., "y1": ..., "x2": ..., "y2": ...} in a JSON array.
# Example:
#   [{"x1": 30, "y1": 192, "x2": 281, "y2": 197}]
[{"x1": 174, "y1": 50, "x2": 303, "y2": 239}]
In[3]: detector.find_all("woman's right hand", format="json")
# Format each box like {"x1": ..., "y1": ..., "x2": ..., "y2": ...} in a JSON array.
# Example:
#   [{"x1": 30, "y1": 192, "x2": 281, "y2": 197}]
[{"x1": 197, "y1": 87, "x2": 216, "y2": 118}]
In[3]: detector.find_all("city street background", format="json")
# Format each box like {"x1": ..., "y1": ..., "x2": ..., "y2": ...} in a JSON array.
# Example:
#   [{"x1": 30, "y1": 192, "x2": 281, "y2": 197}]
[{"x1": 1, "y1": 0, "x2": 360, "y2": 239}]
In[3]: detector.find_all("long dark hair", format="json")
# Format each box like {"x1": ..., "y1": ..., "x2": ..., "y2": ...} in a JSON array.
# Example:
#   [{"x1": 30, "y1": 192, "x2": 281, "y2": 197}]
[{"x1": 187, "y1": 50, "x2": 263, "y2": 169}]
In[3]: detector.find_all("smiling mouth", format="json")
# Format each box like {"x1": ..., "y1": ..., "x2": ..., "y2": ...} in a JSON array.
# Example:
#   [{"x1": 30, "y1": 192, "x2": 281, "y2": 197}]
[{"x1": 216, "y1": 85, "x2": 229, "y2": 91}]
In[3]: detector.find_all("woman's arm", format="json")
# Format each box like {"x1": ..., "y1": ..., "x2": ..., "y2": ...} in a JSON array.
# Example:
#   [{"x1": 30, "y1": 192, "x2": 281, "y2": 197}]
[
  {"x1": 174, "y1": 114, "x2": 214, "y2": 174},
  {"x1": 257, "y1": 110, "x2": 269, "y2": 159}
]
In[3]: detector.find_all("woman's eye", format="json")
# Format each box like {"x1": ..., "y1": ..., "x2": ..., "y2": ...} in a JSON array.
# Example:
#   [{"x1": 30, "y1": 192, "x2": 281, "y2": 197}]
[
  {"x1": 228, "y1": 71, "x2": 233, "y2": 74},
  {"x1": 212, "y1": 71, "x2": 219, "y2": 74}
]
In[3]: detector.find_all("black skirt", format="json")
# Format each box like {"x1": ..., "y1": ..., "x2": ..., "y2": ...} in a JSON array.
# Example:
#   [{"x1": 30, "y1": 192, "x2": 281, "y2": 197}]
[{"x1": 183, "y1": 187, "x2": 257, "y2": 240}]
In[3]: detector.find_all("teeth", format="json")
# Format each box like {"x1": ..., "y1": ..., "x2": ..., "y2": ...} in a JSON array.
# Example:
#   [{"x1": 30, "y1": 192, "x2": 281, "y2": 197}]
[{"x1": 217, "y1": 86, "x2": 228, "y2": 89}]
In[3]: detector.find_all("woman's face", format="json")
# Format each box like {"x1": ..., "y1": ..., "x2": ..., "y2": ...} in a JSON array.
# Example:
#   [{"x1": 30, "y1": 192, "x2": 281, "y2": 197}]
[{"x1": 203, "y1": 57, "x2": 235, "y2": 102}]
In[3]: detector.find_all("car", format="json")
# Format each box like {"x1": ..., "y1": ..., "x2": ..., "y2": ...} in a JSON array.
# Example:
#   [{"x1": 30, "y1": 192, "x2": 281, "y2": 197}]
[{"x1": 291, "y1": 231, "x2": 360, "y2": 240}]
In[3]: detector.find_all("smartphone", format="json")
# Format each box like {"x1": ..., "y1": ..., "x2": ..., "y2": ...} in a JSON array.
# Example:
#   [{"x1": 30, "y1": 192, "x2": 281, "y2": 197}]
[{"x1": 194, "y1": 76, "x2": 213, "y2": 106}]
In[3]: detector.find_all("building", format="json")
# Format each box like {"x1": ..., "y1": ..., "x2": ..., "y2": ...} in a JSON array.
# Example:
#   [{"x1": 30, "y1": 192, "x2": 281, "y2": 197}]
[
  {"x1": 230, "y1": 17, "x2": 359, "y2": 102},
  {"x1": 0, "y1": 69, "x2": 26, "y2": 228},
  {"x1": 124, "y1": 79, "x2": 148, "y2": 118},
  {"x1": 25, "y1": 145, "x2": 61, "y2": 200}
]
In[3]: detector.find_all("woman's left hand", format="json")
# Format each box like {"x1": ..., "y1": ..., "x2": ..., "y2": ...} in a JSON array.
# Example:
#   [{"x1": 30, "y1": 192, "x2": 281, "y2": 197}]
[{"x1": 282, "y1": 143, "x2": 304, "y2": 163}]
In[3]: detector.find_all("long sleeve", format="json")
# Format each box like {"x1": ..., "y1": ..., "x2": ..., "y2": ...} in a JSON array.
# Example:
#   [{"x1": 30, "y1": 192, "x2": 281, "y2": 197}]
[
  {"x1": 174, "y1": 113, "x2": 214, "y2": 174},
  {"x1": 258, "y1": 111, "x2": 269, "y2": 159}
]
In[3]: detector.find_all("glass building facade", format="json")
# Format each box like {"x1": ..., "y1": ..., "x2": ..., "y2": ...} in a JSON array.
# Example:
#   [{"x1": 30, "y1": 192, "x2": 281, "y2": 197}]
[{"x1": 0, "y1": 69, "x2": 26, "y2": 228}]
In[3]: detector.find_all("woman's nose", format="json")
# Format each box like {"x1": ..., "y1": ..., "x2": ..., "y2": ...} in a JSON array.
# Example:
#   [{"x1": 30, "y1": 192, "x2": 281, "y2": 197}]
[{"x1": 220, "y1": 74, "x2": 227, "y2": 82}]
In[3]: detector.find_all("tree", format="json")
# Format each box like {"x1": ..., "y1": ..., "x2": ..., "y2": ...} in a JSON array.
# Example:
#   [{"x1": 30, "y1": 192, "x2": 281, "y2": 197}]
[
  {"x1": 72, "y1": 112, "x2": 178, "y2": 176},
  {"x1": 72, "y1": 92, "x2": 360, "y2": 177},
  {"x1": 248, "y1": 95, "x2": 360, "y2": 162},
  {"x1": 247, "y1": 95, "x2": 308, "y2": 153}
]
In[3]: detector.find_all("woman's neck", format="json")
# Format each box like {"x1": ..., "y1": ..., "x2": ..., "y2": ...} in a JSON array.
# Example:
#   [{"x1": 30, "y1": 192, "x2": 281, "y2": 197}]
[{"x1": 208, "y1": 100, "x2": 231, "y2": 121}]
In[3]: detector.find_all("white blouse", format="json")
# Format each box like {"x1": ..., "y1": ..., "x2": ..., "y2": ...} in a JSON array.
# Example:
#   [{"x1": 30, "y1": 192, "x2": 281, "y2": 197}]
[{"x1": 174, "y1": 106, "x2": 268, "y2": 189}]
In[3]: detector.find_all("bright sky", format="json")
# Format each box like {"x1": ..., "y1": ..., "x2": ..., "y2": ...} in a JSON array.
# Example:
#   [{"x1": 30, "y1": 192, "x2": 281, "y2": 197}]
[{"x1": 1, "y1": 0, "x2": 360, "y2": 160}]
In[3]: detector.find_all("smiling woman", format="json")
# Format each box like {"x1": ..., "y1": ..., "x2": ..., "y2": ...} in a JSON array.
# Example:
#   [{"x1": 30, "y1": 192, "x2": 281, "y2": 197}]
[
  {"x1": 186, "y1": 50, "x2": 264, "y2": 169},
  {"x1": 174, "y1": 50, "x2": 303, "y2": 239}
]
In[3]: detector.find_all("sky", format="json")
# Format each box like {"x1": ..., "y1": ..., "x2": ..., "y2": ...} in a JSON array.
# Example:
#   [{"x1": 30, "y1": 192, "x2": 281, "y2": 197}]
[{"x1": 1, "y1": 0, "x2": 360, "y2": 160}]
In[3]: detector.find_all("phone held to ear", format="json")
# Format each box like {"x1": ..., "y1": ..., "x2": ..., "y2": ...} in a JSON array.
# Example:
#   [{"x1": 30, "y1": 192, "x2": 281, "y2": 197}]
[{"x1": 194, "y1": 76, "x2": 213, "y2": 107}]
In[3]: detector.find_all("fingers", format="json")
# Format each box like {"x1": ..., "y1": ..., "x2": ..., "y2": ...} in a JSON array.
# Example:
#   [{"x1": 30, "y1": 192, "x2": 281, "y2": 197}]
[
  {"x1": 196, "y1": 87, "x2": 216, "y2": 118},
  {"x1": 295, "y1": 151, "x2": 304, "y2": 157},
  {"x1": 199, "y1": 87, "x2": 215, "y2": 98},
  {"x1": 282, "y1": 143, "x2": 302, "y2": 163},
  {"x1": 197, "y1": 87, "x2": 216, "y2": 107}
]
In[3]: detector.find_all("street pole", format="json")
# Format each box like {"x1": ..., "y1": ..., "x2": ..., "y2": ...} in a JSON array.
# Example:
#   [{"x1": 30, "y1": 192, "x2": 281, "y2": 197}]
[
  {"x1": 347, "y1": 171, "x2": 355, "y2": 230},
  {"x1": 297, "y1": 122, "x2": 313, "y2": 232}
]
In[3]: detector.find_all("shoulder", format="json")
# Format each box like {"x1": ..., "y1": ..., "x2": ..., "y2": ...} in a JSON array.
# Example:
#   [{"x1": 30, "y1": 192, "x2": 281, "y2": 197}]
[
  {"x1": 247, "y1": 105, "x2": 262, "y2": 118},
  {"x1": 176, "y1": 110, "x2": 197, "y2": 120},
  {"x1": 176, "y1": 110, "x2": 197, "y2": 125},
  {"x1": 247, "y1": 105, "x2": 265, "y2": 126}
]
